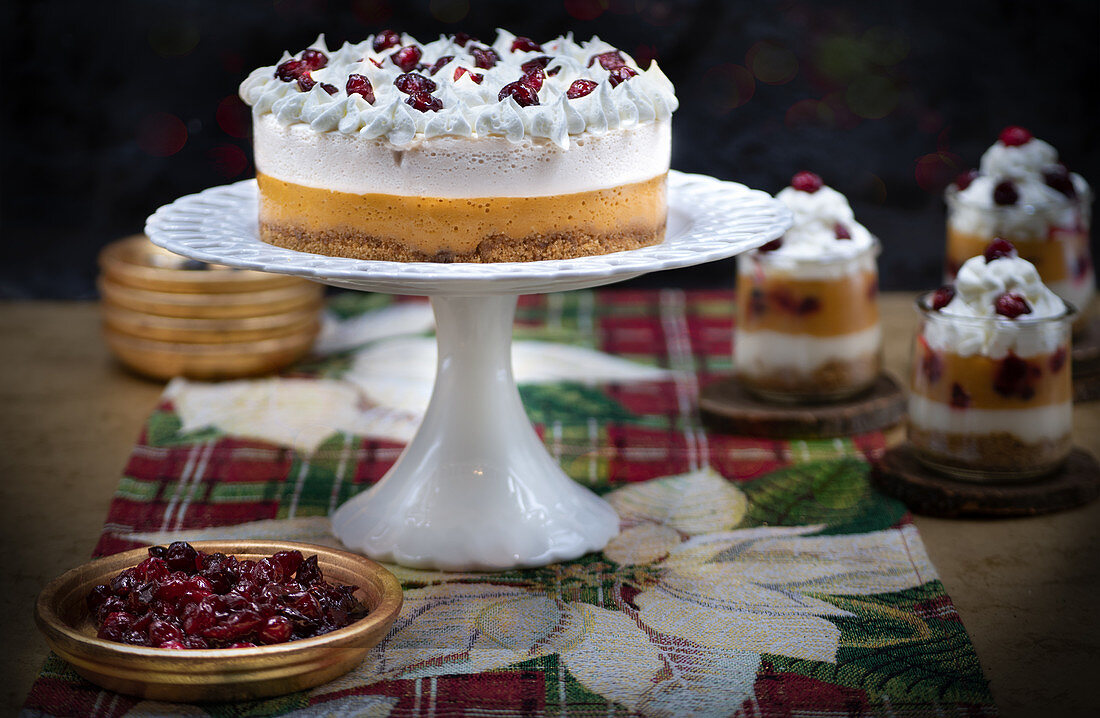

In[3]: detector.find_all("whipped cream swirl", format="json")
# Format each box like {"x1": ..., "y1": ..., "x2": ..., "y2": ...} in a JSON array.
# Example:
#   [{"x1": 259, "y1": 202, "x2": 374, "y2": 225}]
[
  {"x1": 929, "y1": 253, "x2": 1070, "y2": 358},
  {"x1": 951, "y1": 135, "x2": 1090, "y2": 239},
  {"x1": 771, "y1": 185, "x2": 875, "y2": 258},
  {"x1": 239, "y1": 30, "x2": 677, "y2": 149}
]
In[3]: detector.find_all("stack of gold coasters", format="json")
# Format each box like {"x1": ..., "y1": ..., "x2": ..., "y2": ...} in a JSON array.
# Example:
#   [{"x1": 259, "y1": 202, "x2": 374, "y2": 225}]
[{"x1": 98, "y1": 235, "x2": 323, "y2": 380}]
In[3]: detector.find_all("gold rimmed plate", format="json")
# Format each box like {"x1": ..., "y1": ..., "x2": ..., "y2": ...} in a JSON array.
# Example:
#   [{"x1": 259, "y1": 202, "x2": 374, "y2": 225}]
[{"x1": 35, "y1": 540, "x2": 402, "y2": 702}]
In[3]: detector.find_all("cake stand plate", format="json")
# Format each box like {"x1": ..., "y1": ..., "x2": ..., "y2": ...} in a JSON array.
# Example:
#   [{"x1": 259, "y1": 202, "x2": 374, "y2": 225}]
[{"x1": 146, "y1": 171, "x2": 791, "y2": 570}]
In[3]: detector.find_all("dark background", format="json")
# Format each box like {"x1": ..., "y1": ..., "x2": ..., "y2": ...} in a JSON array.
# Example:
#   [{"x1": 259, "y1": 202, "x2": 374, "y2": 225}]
[{"x1": 3, "y1": 0, "x2": 1097, "y2": 298}]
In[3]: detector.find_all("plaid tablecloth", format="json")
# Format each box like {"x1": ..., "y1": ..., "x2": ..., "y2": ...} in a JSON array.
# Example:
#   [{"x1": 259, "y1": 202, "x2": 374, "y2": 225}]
[{"x1": 23, "y1": 290, "x2": 996, "y2": 717}]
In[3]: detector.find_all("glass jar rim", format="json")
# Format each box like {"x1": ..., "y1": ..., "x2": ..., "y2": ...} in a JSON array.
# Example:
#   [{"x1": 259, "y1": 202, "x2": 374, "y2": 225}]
[
  {"x1": 747, "y1": 235, "x2": 881, "y2": 267},
  {"x1": 914, "y1": 290, "x2": 1077, "y2": 326}
]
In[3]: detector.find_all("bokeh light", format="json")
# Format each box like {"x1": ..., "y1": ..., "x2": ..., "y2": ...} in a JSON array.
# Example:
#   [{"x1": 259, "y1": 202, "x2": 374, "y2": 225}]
[
  {"x1": 633, "y1": 44, "x2": 658, "y2": 68},
  {"x1": 846, "y1": 74, "x2": 898, "y2": 119},
  {"x1": 430, "y1": 0, "x2": 469, "y2": 23},
  {"x1": 564, "y1": 0, "x2": 608, "y2": 21},
  {"x1": 352, "y1": 0, "x2": 393, "y2": 25},
  {"x1": 746, "y1": 41, "x2": 798, "y2": 85},
  {"x1": 785, "y1": 98, "x2": 835, "y2": 129},
  {"x1": 137, "y1": 113, "x2": 188, "y2": 157},
  {"x1": 700, "y1": 64, "x2": 755, "y2": 114},
  {"x1": 915, "y1": 151, "x2": 963, "y2": 192},
  {"x1": 217, "y1": 96, "x2": 250, "y2": 139},
  {"x1": 209, "y1": 145, "x2": 249, "y2": 178},
  {"x1": 863, "y1": 26, "x2": 910, "y2": 66}
]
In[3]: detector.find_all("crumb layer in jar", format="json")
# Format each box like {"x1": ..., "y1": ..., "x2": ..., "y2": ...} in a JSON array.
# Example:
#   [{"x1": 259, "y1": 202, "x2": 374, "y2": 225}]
[{"x1": 908, "y1": 425, "x2": 1072, "y2": 476}]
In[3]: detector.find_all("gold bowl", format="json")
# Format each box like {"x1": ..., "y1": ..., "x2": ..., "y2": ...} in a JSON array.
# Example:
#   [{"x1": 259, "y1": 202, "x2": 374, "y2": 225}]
[
  {"x1": 35, "y1": 540, "x2": 403, "y2": 702},
  {"x1": 99, "y1": 235, "x2": 305, "y2": 294}
]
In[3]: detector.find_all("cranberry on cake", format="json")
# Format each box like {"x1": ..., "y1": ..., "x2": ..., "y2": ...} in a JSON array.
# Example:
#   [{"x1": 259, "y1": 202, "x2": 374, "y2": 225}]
[{"x1": 238, "y1": 30, "x2": 678, "y2": 262}]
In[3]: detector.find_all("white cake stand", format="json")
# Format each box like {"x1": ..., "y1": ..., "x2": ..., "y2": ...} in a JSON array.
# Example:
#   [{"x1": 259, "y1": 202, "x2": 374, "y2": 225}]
[{"x1": 145, "y1": 170, "x2": 791, "y2": 571}]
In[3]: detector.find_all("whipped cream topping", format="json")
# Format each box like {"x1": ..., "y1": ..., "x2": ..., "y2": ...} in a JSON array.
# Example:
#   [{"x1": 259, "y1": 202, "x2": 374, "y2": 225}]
[
  {"x1": 239, "y1": 30, "x2": 677, "y2": 149},
  {"x1": 771, "y1": 185, "x2": 874, "y2": 257},
  {"x1": 928, "y1": 253, "x2": 1070, "y2": 358},
  {"x1": 951, "y1": 134, "x2": 1090, "y2": 239}
]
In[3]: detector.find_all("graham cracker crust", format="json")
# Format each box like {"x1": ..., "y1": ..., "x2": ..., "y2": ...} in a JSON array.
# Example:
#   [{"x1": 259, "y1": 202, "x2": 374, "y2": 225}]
[
  {"x1": 908, "y1": 426, "x2": 1073, "y2": 476},
  {"x1": 259, "y1": 222, "x2": 666, "y2": 263},
  {"x1": 738, "y1": 353, "x2": 882, "y2": 403}
]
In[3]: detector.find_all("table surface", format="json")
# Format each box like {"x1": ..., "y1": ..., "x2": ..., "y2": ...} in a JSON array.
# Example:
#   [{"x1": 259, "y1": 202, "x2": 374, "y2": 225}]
[{"x1": 1, "y1": 295, "x2": 1098, "y2": 718}]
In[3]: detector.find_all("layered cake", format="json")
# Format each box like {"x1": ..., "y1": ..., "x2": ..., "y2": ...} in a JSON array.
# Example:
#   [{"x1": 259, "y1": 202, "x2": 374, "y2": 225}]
[
  {"x1": 735, "y1": 172, "x2": 881, "y2": 402},
  {"x1": 946, "y1": 126, "x2": 1093, "y2": 314},
  {"x1": 238, "y1": 30, "x2": 678, "y2": 262},
  {"x1": 909, "y1": 239, "x2": 1075, "y2": 479}
]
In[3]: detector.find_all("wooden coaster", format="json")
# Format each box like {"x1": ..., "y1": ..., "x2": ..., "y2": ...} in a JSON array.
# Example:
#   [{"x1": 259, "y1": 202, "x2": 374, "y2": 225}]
[
  {"x1": 872, "y1": 444, "x2": 1100, "y2": 518},
  {"x1": 699, "y1": 373, "x2": 906, "y2": 439}
]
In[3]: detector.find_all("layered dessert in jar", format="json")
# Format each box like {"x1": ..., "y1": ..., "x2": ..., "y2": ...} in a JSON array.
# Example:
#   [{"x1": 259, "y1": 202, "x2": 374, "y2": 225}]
[
  {"x1": 238, "y1": 30, "x2": 677, "y2": 262},
  {"x1": 909, "y1": 239, "x2": 1075, "y2": 480},
  {"x1": 735, "y1": 172, "x2": 881, "y2": 402},
  {"x1": 946, "y1": 126, "x2": 1093, "y2": 317}
]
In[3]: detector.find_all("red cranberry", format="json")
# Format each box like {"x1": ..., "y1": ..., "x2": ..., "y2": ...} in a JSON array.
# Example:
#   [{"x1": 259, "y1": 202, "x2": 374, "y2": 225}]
[
  {"x1": 391, "y1": 45, "x2": 422, "y2": 72},
  {"x1": 520, "y1": 66, "x2": 545, "y2": 91},
  {"x1": 373, "y1": 30, "x2": 401, "y2": 53},
  {"x1": 499, "y1": 81, "x2": 540, "y2": 107},
  {"x1": 296, "y1": 72, "x2": 316, "y2": 92},
  {"x1": 272, "y1": 550, "x2": 304, "y2": 576},
  {"x1": 921, "y1": 348, "x2": 943, "y2": 384},
  {"x1": 159, "y1": 640, "x2": 187, "y2": 650},
  {"x1": 470, "y1": 46, "x2": 499, "y2": 69},
  {"x1": 993, "y1": 180, "x2": 1018, "y2": 205},
  {"x1": 955, "y1": 169, "x2": 979, "y2": 191},
  {"x1": 566, "y1": 79, "x2": 598, "y2": 99},
  {"x1": 452, "y1": 32, "x2": 477, "y2": 47},
  {"x1": 258, "y1": 615, "x2": 294, "y2": 644},
  {"x1": 135, "y1": 557, "x2": 170, "y2": 582},
  {"x1": 758, "y1": 238, "x2": 783, "y2": 252},
  {"x1": 429, "y1": 55, "x2": 454, "y2": 75},
  {"x1": 834, "y1": 223, "x2": 851, "y2": 240},
  {"x1": 1043, "y1": 164, "x2": 1077, "y2": 198},
  {"x1": 296, "y1": 555, "x2": 323, "y2": 586},
  {"x1": 999, "y1": 125, "x2": 1033, "y2": 147},
  {"x1": 522, "y1": 56, "x2": 551, "y2": 73},
  {"x1": 1050, "y1": 346, "x2": 1068, "y2": 373},
  {"x1": 796, "y1": 296, "x2": 821, "y2": 315},
  {"x1": 983, "y1": 238, "x2": 1017, "y2": 263},
  {"x1": 993, "y1": 352, "x2": 1039, "y2": 400},
  {"x1": 589, "y1": 51, "x2": 626, "y2": 69},
  {"x1": 300, "y1": 49, "x2": 328, "y2": 70},
  {"x1": 994, "y1": 292, "x2": 1032, "y2": 318},
  {"x1": 607, "y1": 66, "x2": 637, "y2": 87},
  {"x1": 405, "y1": 92, "x2": 443, "y2": 112},
  {"x1": 791, "y1": 171, "x2": 823, "y2": 193},
  {"x1": 148, "y1": 546, "x2": 168, "y2": 559},
  {"x1": 275, "y1": 59, "x2": 307, "y2": 81},
  {"x1": 453, "y1": 66, "x2": 483, "y2": 84},
  {"x1": 320, "y1": 83, "x2": 338, "y2": 95},
  {"x1": 511, "y1": 36, "x2": 542, "y2": 53},
  {"x1": 394, "y1": 73, "x2": 437, "y2": 94},
  {"x1": 346, "y1": 74, "x2": 375, "y2": 103},
  {"x1": 950, "y1": 383, "x2": 971, "y2": 409},
  {"x1": 931, "y1": 285, "x2": 956, "y2": 311},
  {"x1": 148, "y1": 619, "x2": 183, "y2": 645},
  {"x1": 165, "y1": 542, "x2": 199, "y2": 572}
]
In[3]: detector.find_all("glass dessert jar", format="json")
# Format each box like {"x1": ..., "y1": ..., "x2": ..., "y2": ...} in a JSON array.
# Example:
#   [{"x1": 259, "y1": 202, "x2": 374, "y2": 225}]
[
  {"x1": 945, "y1": 185, "x2": 1094, "y2": 317},
  {"x1": 735, "y1": 239, "x2": 882, "y2": 403},
  {"x1": 908, "y1": 291, "x2": 1075, "y2": 481}
]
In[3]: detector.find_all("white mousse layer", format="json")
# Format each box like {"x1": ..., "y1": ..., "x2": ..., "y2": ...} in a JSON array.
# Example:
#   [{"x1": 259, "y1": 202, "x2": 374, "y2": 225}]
[
  {"x1": 908, "y1": 394, "x2": 1072, "y2": 441},
  {"x1": 254, "y1": 112, "x2": 670, "y2": 197},
  {"x1": 735, "y1": 324, "x2": 881, "y2": 375}
]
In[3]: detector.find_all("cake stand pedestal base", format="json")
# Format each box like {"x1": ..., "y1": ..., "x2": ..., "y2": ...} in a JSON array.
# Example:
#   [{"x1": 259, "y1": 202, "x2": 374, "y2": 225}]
[
  {"x1": 699, "y1": 373, "x2": 906, "y2": 439},
  {"x1": 332, "y1": 294, "x2": 619, "y2": 571},
  {"x1": 872, "y1": 444, "x2": 1100, "y2": 518}
]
